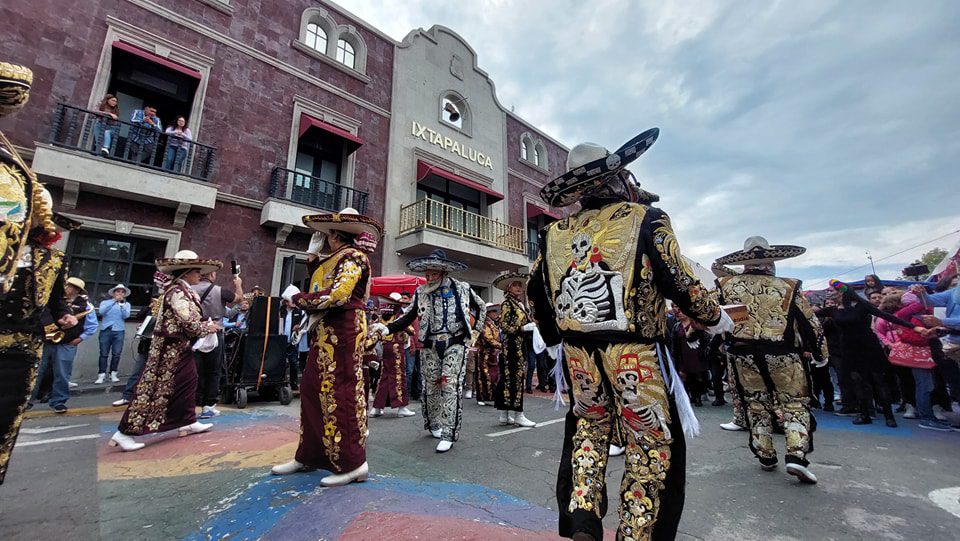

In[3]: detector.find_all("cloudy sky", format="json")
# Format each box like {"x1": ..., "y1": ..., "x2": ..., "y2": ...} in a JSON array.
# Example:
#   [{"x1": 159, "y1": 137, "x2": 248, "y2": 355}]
[{"x1": 340, "y1": 0, "x2": 960, "y2": 288}]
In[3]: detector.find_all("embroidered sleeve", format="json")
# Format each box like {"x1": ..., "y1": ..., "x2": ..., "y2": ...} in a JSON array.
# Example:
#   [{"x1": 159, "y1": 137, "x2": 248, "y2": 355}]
[
  {"x1": 468, "y1": 285, "x2": 486, "y2": 333},
  {"x1": 791, "y1": 286, "x2": 828, "y2": 362},
  {"x1": 47, "y1": 267, "x2": 70, "y2": 321},
  {"x1": 327, "y1": 253, "x2": 364, "y2": 307},
  {"x1": 483, "y1": 320, "x2": 502, "y2": 348},
  {"x1": 527, "y1": 237, "x2": 563, "y2": 346},
  {"x1": 387, "y1": 291, "x2": 419, "y2": 335},
  {"x1": 645, "y1": 209, "x2": 721, "y2": 325},
  {"x1": 168, "y1": 287, "x2": 205, "y2": 338}
]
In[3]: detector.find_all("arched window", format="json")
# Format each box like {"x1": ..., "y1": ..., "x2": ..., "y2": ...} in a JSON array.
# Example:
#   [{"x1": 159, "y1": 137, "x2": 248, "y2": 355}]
[
  {"x1": 521, "y1": 139, "x2": 528, "y2": 160},
  {"x1": 442, "y1": 98, "x2": 463, "y2": 129},
  {"x1": 305, "y1": 23, "x2": 327, "y2": 53},
  {"x1": 534, "y1": 142, "x2": 547, "y2": 167},
  {"x1": 439, "y1": 92, "x2": 470, "y2": 133},
  {"x1": 521, "y1": 136, "x2": 532, "y2": 161},
  {"x1": 336, "y1": 39, "x2": 355, "y2": 68}
]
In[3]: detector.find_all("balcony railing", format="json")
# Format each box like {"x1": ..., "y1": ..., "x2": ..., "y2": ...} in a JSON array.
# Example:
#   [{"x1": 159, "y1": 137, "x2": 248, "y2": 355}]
[
  {"x1": 399, "y1": 198, "x2": 525, "y2": 253},
  {"x1": 46, "y1": 103, "x2": 217, "y2": 182},
  {"x1": 269, "y1": 166, "x2": 368, "y2": 214}
]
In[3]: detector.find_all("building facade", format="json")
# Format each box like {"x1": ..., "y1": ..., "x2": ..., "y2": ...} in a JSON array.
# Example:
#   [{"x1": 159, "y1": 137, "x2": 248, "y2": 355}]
[{"x1": 0, "y1": 0, "x2": 567, "y2": 378}]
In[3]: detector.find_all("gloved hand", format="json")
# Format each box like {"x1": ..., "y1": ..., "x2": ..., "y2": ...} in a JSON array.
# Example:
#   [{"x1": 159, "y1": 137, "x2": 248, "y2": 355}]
[
  {"x1": 812, "y1": 358, "x2": 829, "y2": 369},
  {"x1": 469, "y1": 330, "x2": 481, "y2": 348},
  {"x1": 369, "y1": 360, "x2": 381, "y2": 370},
  {"x1": 370, "y1": 322, "x2": 389, "y2": 339},
  {"x1": 307, "y1": 232, "x2": 326, "y2": 255}
]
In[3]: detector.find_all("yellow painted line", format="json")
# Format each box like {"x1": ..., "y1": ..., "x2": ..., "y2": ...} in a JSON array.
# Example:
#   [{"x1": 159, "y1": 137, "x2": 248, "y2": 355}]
[
  {"x1": 98, "y1": 442, "x2": 298, "y2": 481},
  {"x1": 25, "y1": 405, "x2": 121, "y2": 419}
]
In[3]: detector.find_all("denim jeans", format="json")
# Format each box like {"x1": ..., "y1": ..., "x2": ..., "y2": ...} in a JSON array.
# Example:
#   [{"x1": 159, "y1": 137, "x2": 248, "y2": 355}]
[
  {"x1": 129, "y1": 141, "x2": 156, "y2": 164},
  {"x1": 49, "y1": 344, "x2": 79, "y2": 409},
  {"x1": 405, "y1": 349, "x2": 420, "y2": 398},
  {"x1": 98, "y1": 329, "x2": 124, "y2": 373},
  {"x1": 94, "y1": 121, "x2": 114, "y2": 153},
  {"x1": 122, "y1": 350, "x2": 149, "y2": 401},
  {"x1": 31, "y1": 344, "x2": 58, "y2": 400},
  {"x1": 525, "y1": 347, "x2": 537, "y2": 390},
  {"x1": 163, "y1": 145, "x2": 187, "y2": 172},
  {"x1": 913, "y1": 367, "x2": 936, "y2": 421}
]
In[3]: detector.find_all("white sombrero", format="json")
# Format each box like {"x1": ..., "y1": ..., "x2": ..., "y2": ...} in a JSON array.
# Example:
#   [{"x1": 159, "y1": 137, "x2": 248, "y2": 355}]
[
  {"x1": 493, "y1": 271, "x2": 530, "y2": 291},
  {"x1": 302, "y1": 207, "x2": 383, "y2": 240},
  {"x1": 155, "y1": 249, "x2": 223, "y2": 275},
  {"x1": 715, "y1": 236, "x2": 806, "y2": 266},
  {"x1": 108, "y1": 283, "x2": 131, "y2": 296}
]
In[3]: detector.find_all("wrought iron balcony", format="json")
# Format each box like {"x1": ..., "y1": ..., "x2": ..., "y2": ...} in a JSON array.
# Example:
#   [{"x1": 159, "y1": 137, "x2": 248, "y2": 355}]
[
  {"x1": 269, "y1": 166, "x2": 368, "y2": 214},
  {"x1": 399, "y1": 198, "x2": 524, "y2": 254},
  {"x1": 46, "y1": 103, "x2": 217, "y2": 181}
]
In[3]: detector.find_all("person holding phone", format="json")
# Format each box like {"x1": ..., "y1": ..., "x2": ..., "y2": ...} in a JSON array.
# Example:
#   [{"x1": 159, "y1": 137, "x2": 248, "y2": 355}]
[{"x1": 95, "y1": 283, "x2": 132, "y2": 384}]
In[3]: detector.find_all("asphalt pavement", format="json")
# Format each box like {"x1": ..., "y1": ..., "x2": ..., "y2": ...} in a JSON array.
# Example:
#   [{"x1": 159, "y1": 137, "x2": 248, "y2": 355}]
[{"x1": 3, "y1": 389, "x2": 959, "y2": 540}]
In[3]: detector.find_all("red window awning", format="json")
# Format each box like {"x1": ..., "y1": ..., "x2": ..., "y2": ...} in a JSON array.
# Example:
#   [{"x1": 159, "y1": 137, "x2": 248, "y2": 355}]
[
  {"x1": 416, "y1": 161, "x2": 503, "y2": 203},
  {"x1": 299, "y1": 113, "x2": 364, "y2": 152},
  {"x1": 526, "y1": 202, "x2": 561, "y2": 221},
  {"x1": 112, "y1": 41, "x2": 202, "y2": 80}
]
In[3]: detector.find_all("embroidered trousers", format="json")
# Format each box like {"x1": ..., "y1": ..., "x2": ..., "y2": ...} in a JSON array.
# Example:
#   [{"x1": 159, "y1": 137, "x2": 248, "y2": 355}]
[
  {"x1": 0, "y1": 336, "x2": 43, "y2": 485},
  {"x1": 420, "y1": 342, "x2": 467, "y2": 442},
  {"x1": 729, "y1": 349, "x2": 814, "y2": 467},
  {"x1": 557, "y1": 340, "x2": 685, "y2": 541}
]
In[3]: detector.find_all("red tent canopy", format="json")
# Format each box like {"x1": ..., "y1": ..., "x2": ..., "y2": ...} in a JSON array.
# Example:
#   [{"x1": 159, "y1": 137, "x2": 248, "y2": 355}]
[{"x1": 369, "y1": 275, "x2": 425, "y2": 298}]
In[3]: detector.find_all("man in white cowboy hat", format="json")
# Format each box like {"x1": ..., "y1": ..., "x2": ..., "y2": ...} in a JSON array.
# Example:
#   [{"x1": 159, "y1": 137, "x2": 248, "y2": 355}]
[
  {"x1": 94, "y1": 283, "x2": 132, "y2": 384},
  {"x1": 271, "y1": 207, "x2": 381, "y2": 487},
  {"x1": 45, "y1": 277, "x2": 99, "y2": 413},
  {"x1": 279, "y1": 284, "x2": 308, "y2": 391},
  {"x1": 493, "y1": 270, "x2": 536, "y2": 427},
  {"x1": 528, "y1": 128, "x2": 731, "y2": 541},
  {"x1": 714, "y1": 236, "x2": 828, "y2": 484},
  {"x1": 371, "y1": 249, "x2": 486, "y2": 453}
]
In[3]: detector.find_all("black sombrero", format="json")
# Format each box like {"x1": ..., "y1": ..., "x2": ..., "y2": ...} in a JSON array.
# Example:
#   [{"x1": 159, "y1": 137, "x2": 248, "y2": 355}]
[
  {"x1": 540, "y1": 128, "x2": 659, "y2": 208},
  {"x1": 715, "y1": 236, "x2": 806, "y2": 266},
  {"x1": 407, "y1": 249, "x2": 467, "y2": 273}
]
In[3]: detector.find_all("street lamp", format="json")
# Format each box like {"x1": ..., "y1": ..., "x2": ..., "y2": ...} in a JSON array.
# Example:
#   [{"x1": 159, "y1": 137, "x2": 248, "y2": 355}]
[{"x1": 865, "y1": 250, "x2": 876, "y2": 275}]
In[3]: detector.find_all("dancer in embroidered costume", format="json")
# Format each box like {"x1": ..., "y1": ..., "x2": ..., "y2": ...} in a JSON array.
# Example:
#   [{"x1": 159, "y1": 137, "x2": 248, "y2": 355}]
[
  {"x1": 528, "y1": 128, "x2": 732, "y2": 541},
  {"x1": 474, "y1": 303, "x2": 501, "y2": 406},
  {"x1": 272, "y1": 207, "x2": 382, "y2": 487},
  {"x1": 369, "y1": 293, "x2": 416, "y2": 418},
  {"x1": 0, "y1": 61, "x2": 79, "y2": 483},
  {"x1": 109, "y1": 250, "x2": 222, "y2": 451},
  {"x1": 714, "y1": 236, "x2": 831, "y2": 483},
  {"x1": 371, "y1": 249, "x2": 485, "y2": 453},
  {"x1": 493, "y1": 271, "x2": 537, "y2": 427}
]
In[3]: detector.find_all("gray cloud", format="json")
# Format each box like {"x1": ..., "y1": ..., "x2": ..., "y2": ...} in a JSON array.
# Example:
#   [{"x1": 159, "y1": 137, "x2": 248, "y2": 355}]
[{"x1": 339, "y1": 0, "x2": 960, "y2": 286}]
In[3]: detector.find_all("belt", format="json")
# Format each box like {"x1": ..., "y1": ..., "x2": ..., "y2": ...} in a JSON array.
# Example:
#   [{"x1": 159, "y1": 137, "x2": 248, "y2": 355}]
[{"x1": 424, "y1": 333, "x2": 466, "y2": 348}]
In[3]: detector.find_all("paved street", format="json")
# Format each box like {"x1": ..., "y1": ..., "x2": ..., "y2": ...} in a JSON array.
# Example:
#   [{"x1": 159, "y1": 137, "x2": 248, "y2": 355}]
[{"x1": 4, "y1": 392, "x2": 959, "y2": 540}]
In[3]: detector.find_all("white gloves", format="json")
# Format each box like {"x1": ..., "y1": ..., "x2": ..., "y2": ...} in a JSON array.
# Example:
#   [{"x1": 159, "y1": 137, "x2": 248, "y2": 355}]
[
  {"x1": 370, "y1": 322, "x2": 389, "y2": 338},
  {"x1": 706, "y1": 310, "x2": 735, "y2": 336},
  {"x1": 812, "y1": 358, "x2": 829, "y2": 369},
  {"x1": 307, "y1": 232, "x2": 326, "y2": 255}
]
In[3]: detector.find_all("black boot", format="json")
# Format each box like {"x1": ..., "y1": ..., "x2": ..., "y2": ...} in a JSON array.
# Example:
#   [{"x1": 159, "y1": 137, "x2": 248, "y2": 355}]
[
  {"x1": 852, "y1": 414, "x2": 872, "y2": 425},
  {"x1": 884, "y1": 413, "x2": 898, "y2": 428}
]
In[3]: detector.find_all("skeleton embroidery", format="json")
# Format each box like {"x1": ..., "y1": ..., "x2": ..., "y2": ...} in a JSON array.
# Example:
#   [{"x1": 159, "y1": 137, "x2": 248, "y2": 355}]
[{"x1": 555, "y1": 226, "x2": 628, "y2": 332}]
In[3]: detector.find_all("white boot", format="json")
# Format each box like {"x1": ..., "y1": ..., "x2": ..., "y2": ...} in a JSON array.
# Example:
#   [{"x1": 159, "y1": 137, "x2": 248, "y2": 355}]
[
  {"x1": 108, "y1": 431, "x2": 144, "y2": 452},
  {"x1": 465, "y1": 389, "x2": 473, "y2": 399},
  {"x1": 397, "y1": 406, "x2": 416, "y2": 417},
  {"x1": 431, "y1": 428, "x2": 442, "y2": 439},
  {"x1": 476, "y1": 401, "x2": 485, "y2": 406},
  {"x1": 498, "y1": 411, "x2": 510, "y2": 425},
  {"x1": 320, "y1": 461, "x2": 369, "y2": 487},
  {"x1": 109, "y1": 371, "x2": 120, "y2": 383},
  {"x1": 369, "y1": 408, "x2": 383, "y2": 417},
  {"x1": 436, "y1": 440, "x2": 454, "y2": 453},
  {"x1": 786, "y1": 462, "x2": 818, "y2": 484},
  {"x1": 179, "y1": 422, "x2": 213, "y2": 437},
  {"x1": 508, "y1": 412, "x2": 516, "y2": 425},
  {"x1": 272, "y1": 459, "x2": 312, "y2": 475},
  {"x1": 514, "y1": 412, "x2": 536, "y2": 427},
  {"x1": 720, "y1": 422, "x2": 747, "y2": 431},
  {"x1": 94, "y1": 373, "x2": 106, "y2": 384}
]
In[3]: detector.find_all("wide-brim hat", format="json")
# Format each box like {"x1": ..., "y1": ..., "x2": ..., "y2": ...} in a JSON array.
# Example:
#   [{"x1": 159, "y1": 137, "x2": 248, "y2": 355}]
[
  {"x1": 379, "y1": 291, "x2": 409, "y2": 305},
  {"x1": 493, "y1": 271, "x2": 530, "y2": 291},
  {"x1": 302, "y1": 207, "x2": 383, "y2": 240},
  {"x1": 155, "y1": 249, "x2": 223, "y2": 275},
  {"x1": 407, "y1": 249, "x2": 467, "y2": 273},
  {"x1": 485, "y1": 302, "x2": 500, "y2": 312},
  {"x1": 715, "y1": 236, "x2": 806, "y2": 266},
  {"x1": 0, "y1": 62, "x2": 33, "y2": 117},
  {"x1": 65, "y1": 277, "x2": 86, "y2": 292},
  {"x1": 52, "y1": 212, "x2": 82, "y2": 231},
  {"x1": 540, "y1": 128, "x2": 659, "y2": 208},
  {"x1": 108, "y1": 283, "x2": 131, "y2": 296},
  {"x1": 281, "y1": 284, "x2": 300, "y2": 302}
]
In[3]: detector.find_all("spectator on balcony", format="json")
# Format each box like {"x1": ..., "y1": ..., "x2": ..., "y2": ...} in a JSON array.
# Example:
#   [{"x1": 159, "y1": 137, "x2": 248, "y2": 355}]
[
  {"x1": 129, "y1": 105, "x2": 162, "y2": 165},
  {"x1": 94, "y1": 94, "x2": 120, "y2": 156},
  {"x1": 163, "y1": 116, "x2": 192, "y2": 173}
]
